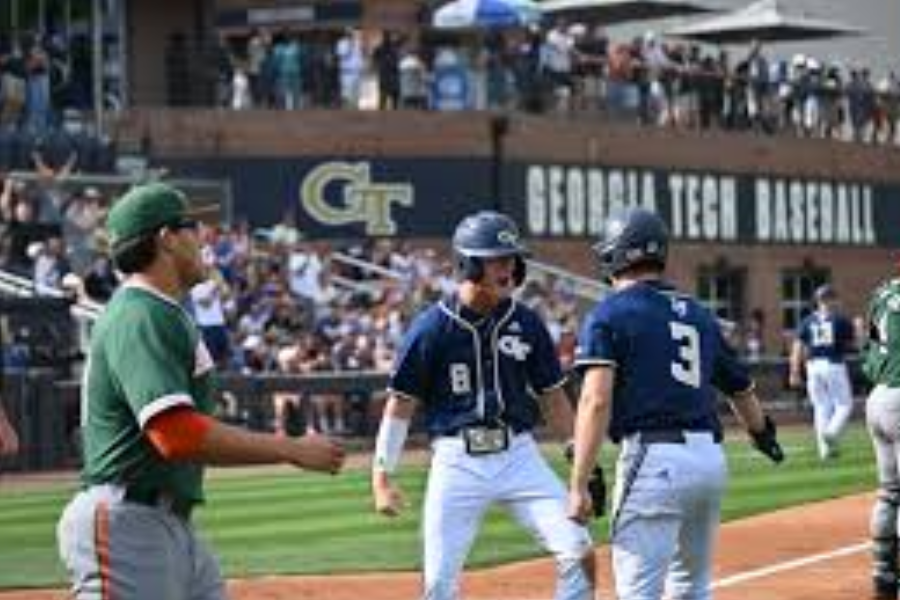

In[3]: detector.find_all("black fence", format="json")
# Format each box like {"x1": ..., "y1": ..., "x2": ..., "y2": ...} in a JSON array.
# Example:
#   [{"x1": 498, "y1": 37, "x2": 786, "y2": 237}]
[{"x1": 0, "y1": 359, "x2": 867, "y2": 473}]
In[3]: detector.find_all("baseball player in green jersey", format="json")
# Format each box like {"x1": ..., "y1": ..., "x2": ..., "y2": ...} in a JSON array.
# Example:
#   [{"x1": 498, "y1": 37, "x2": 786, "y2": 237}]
[
  {"x1": 863, "y1": 271, "x2": 900, "y2": 600},
  {"x1": 56, "y1": 182, "x2": 346, "y2": 600}
]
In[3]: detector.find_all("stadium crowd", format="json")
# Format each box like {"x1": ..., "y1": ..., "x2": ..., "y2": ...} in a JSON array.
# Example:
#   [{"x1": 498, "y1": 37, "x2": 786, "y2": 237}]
[
  {"x1": 0, "y1": 177, "x2": 585, "y2": 435},
  {"x1": 205, "y1": 24, "x2": 900, "y2": 144}
]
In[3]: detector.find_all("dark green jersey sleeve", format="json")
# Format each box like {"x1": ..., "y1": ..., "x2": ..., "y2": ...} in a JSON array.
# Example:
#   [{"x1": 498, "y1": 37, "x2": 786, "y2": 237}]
[{"x1": 104, "y1": 295, "x2": 199, "y2": 427}]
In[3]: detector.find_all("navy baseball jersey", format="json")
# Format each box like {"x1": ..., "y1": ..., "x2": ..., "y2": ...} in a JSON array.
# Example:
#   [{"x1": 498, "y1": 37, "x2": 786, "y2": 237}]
[
  {"x1": 796, "y1": 311, "x2": 855, "y2": 362},
  {"x1": 574, "y1": 280, "x2": 751, "y2": 442},
  {"x1": 389, "y1": 296, "x2": 566, "y2": 436}
]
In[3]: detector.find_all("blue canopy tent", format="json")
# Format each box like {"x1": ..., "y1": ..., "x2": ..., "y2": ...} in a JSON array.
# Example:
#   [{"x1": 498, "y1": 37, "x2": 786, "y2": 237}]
[{"x1": 432, "y1": 0, "x2": 542, "y2": 29}]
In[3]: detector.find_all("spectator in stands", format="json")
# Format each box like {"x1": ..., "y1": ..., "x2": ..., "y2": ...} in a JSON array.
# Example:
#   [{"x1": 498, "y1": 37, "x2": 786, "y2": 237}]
[
  {"x1": 336, "y1": 28, "x2": 366, "y2": 109},
  {"x1": 821, "y1": 63, "x2": 844, "y2": 139},
  {"x1": 333, "y1": 331, "x2": 376, "y2": 434},
  {"x1": 696, "y1": 53, "x2": 724, "y2": 129},
  {"x1": 31, "y1": 234, "x2": 70, "y2": 294},
  {"x1": 81, "y1": 254, "x2": 119, "y2": 302},
  {"x1": 399, "y1": 44, "x2": 429, "y2": 110},
  {"x1": 5, "y1": 193, "x2": 59, "y2": 276},
  {"x1": 237, "y1": 293, "x2": 273, "y2": 341},
  {"x1": 269, "y1": 209, "x2": 301, "y2": 246},
  {"x1": 847, "y1": 67, "x2": 875, "y2": 143},
  {"x1": 542, "y1": 19, "x2": 575, "y2": 114},
  {"x1": 272, "y1": 338, "x2": 312, "y2": 436},
  {"x1": 284, "y1": 332, "x2": 343, "y2": 435},
  {"x1": 272, "y1": 32, "x2": 304, "y2": 110},
  {"x1": 875, "y1": 72, "x2": 899, "y2": 144},
  {"x1": 246, "y1": 28, "x2": 271, "y2": 106},
  {"x1": 24, "y1": 43, "x2": 52, "y2": 134},
  {"x1": 511, "y1": 25, "x2": 543, "y2": 113},
  {"x1": 373, "y1": 32, "x2": 401, "y2": 110},
  {"x1": 744, "y1": 40, "x2": 770, "y2": 132},
  {"x1": 230, "y1": 60, "x2": 253, "y2": 110},
  {"x1": 62, "y1": 186, "x2": 104, "y2": 273},
  {"x1": 0, "y1": 44, "x2": 27, "y2": 130},
  {"x1": 190, "y1": 274, "x2": 232, "y2": 369},
  {"x1": 237, "y1": 333, "x2": 274, "y2": 373},
  {"x1": 605, "y1": 40, "x2": 635, "y2": 119},
  {"x1": 574, "y1": 25, "x2": 607, "y2": 114}
]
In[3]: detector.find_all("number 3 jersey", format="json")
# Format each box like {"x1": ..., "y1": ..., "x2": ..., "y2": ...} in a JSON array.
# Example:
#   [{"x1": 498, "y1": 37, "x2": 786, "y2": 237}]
[
  {"x1": 574, "y1": 280, "x2": 752, "y2": 443},
  {"x1": 389, "y1": 296, "x2": 566, "y2": 437}
]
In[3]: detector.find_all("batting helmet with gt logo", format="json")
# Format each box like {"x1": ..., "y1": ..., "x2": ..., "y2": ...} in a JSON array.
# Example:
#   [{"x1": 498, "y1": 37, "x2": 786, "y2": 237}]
[
  {"x1": 593, "y1": 207, "x2": 669, "y2": 279},
  {"x1": 452, "y1": 210, "x2": 529, "y2": 285}
]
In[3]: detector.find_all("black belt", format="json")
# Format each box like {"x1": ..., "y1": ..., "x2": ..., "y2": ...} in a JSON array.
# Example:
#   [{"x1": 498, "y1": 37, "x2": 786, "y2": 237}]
[
  {"x1": 124, "y1": 487, "x2": 194, "y2": 521},
  {"x1": 638, "y1": 430, "x2": 722, "y2": 445},
  {"x1": 442, "y1": 423, "x2": 528, "y2": 437}
]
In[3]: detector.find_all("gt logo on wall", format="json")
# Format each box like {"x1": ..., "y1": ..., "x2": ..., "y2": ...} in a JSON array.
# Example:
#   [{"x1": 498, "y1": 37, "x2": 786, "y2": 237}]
[{"x1": 300, "y1": 162, "x2": 414, "y2": 235}]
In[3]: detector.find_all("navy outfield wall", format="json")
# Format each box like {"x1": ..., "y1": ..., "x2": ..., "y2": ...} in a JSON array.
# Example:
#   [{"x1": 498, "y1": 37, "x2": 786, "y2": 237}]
[{"x1": 161, "y1": 156, "x2": 900, "y2": 249}]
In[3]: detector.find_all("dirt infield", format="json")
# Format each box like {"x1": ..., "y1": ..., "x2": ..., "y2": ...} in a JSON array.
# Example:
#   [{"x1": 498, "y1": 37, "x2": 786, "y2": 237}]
[{"x1": 0, "y1": 492, "x2": 875, "y2": 600}]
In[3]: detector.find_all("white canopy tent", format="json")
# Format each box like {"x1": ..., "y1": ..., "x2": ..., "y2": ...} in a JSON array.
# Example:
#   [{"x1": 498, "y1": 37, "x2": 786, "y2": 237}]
[
  {"x1": 538, "y1": 0, "x2": 717, "y2": 26},
  {"x1": 665, "y1": 0, "x2": 866, "y2": 44}
]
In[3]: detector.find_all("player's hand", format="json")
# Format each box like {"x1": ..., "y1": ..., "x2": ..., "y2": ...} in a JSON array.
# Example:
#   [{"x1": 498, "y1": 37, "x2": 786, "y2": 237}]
[
  {"x1": 567, "y1": 487, "x2": 594, "y2": 526},
  {"x1": 290, "y1": 434, "x2": 346, "y2": 474},
  {"x1": 372, "y1": 473, "x2": 407, "y2": 518},
  {"x1": 788, "y1": 371, "x2": 803, "y2": 389}
]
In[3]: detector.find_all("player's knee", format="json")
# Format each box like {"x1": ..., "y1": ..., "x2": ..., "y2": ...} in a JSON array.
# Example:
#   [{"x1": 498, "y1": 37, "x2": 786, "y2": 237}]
[
  {"x1": 871, "y1": 488, "x2": 900, "y2": 539},
  {"x1": 556, "y1": 549, "x2": 596, "y2": 599},
  {"x1": 580, "y1": 548, "x2": 597, "y2": 589},
  {"x1": 878, "y1": 484, "x2": 900, "y2": 507}
]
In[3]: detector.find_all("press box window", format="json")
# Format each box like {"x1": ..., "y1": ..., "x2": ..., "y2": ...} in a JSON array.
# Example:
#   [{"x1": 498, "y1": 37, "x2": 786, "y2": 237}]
[
  {"x1": 697, "y1": 266, "x2": 744, "y2": 323},
  {"x1": 781, "y1": 268, "x2": 830, "y2": 332}
]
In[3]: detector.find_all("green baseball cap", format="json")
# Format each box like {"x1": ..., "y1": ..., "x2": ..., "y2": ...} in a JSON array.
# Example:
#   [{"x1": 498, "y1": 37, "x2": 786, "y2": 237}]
[{"x1": 106, "y1": 182, "x2": 217, "y2": 248}]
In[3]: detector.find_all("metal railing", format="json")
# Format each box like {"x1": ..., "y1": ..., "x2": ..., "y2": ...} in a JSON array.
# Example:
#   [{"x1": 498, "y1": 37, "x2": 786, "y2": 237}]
[{"x1": 525, "y1": 258, "x2": 607, "y2": 303}]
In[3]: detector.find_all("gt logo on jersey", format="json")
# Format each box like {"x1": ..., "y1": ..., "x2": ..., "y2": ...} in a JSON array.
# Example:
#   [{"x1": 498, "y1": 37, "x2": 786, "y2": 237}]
[
  {"x1": 671, "y1": 298, "x2": 688, "y2": 318},
  {"x1": 498, "y1": 336, "x2": 531, "y2": 361}
]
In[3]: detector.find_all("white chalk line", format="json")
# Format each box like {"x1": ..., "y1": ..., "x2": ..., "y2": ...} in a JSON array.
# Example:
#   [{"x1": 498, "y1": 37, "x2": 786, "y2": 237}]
[{"x1": 712, "y1": 541, "x2": 869, "y2": 589}]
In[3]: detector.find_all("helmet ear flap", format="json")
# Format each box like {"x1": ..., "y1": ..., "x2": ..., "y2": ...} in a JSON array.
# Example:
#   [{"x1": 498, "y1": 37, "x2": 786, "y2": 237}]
[
  {"x1": 456, "y1": 253, "x2": 484, "y2": 282},
  {"x1": 513, "y1": 255, "x2": 527, "y2": 286}
]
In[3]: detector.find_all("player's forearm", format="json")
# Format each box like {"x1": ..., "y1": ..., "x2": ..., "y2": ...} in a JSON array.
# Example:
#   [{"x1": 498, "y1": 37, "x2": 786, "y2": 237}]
[
  {"x1": 571, "y1": 371, "x2": 612, "y2": 489},
  {"x1": 789, "y1": 341, "x2": 805, "y2": 377},
  {"x1": 192, "y1": 420, "x2": 304, "y2": 466},
  {"x1": 372, "y1": 394, "x2": 417, "y2": 475},
  {"x1": 571, "y1": 401, "x2": 607, "y2": 489},
  {"x1": 541, "y1": 386, "x2": 575, "y2": 440}
]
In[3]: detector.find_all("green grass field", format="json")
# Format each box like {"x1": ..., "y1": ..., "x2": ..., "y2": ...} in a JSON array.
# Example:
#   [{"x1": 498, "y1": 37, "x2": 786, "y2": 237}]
[{"x1": 0, "y1": 423, "x2": 878, "y2": 590}]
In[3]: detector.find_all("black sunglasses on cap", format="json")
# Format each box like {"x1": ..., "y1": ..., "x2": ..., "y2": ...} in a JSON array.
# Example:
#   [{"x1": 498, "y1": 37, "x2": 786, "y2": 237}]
[{"x1": 165, "y1": 219, "x2": 199, "y2": 232}]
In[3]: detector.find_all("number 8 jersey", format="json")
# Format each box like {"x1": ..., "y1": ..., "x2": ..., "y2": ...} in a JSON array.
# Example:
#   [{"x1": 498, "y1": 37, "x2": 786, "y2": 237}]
[
  {"x1": 389, "y1": 296, "x2": 566, "y2": 437},
  {"x1": 574, "y1": 280, "x2": 752, "y2": 443}
]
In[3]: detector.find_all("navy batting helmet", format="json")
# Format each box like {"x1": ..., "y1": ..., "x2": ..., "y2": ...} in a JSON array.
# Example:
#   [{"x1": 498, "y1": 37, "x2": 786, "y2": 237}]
[
  {"x1": 452, "y1": 210, "x2": 529, "y2": 285},
  {"x1": 593, "y1": 207, "x2": 668, "y2": 278},
  {"x1": 814, "y1": 284, "x2": 837, "y2": 302}
]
